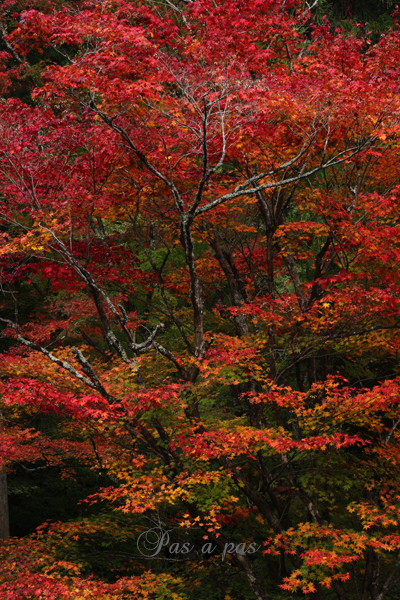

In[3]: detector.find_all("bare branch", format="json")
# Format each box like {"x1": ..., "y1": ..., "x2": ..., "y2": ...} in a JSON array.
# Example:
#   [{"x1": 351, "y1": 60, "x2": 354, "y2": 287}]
[
  {"x1": 195, "y1": 139, "x2": 374, "y2": 216},
  {"x1": 0, "y1": 318, "x2": 96, "y2": 391}
]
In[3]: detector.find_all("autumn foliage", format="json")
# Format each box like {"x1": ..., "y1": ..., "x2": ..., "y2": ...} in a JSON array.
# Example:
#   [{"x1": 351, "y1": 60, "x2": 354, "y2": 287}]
[{"x1": 2, "y1": 0, "x2": 400, "y2": 598}]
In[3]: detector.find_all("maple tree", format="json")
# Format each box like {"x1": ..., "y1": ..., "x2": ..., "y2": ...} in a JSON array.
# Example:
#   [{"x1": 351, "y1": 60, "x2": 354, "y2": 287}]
[{"x1": 2, "y1": 0, "x2": 400, "y2": 598}]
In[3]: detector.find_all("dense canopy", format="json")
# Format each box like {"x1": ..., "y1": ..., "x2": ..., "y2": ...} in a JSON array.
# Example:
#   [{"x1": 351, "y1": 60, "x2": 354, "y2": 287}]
[{"x1": 1, "y1": 1, "x2": 400, "y2": 599}]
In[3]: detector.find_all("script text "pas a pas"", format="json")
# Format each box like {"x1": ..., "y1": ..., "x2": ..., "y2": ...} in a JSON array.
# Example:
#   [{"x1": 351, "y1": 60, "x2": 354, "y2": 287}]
[{"x1": 137, "y1": 528, "x2": 261, "y2": 562}]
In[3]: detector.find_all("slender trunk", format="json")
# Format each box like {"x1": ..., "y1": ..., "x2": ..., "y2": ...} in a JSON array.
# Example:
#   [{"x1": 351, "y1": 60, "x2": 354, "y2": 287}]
[
  {"x1": 333, "y1": 580, "x2": 349, "y2": 600},
  {"x1": 0, "y1": 464, "x2": 10, "y2": 540},
  {"x1": 307, "y1": 355, "x2": 316, "y2": 385},
  {"x1": 208, "y1": 230, "x2": 249, "y2": 336},
  {"x1": 296, "y1": 359, "x2": 304, "y2": 392},
  {"x1": 369, "y1": 551, "x2": 380, "y2": 600},
  {"x1": 320, "y1": 350, "x2": 328, "y2": 381},
  {"x1": 180, "y1": 216, "x2": 205, "y2": 364}
]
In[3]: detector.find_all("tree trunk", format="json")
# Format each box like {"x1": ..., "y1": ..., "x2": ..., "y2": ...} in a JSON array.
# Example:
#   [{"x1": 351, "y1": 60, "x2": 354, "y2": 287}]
[{"x1": 0, "y1": 464, "x2": 10, "y2": 540}]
